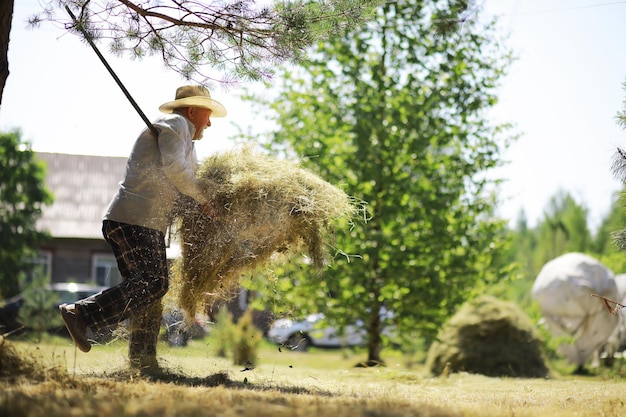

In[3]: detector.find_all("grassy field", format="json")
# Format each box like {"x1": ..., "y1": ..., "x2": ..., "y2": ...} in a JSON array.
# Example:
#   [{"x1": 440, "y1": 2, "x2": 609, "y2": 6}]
[{"x1": 2, "y1": 334, "x2": 626, "y2": 417}]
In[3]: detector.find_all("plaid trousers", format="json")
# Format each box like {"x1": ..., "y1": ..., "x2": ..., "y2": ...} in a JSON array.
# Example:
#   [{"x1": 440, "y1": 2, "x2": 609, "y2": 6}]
[{"x1": 75, "y1": 220, "x2": 169, "y2": 330}]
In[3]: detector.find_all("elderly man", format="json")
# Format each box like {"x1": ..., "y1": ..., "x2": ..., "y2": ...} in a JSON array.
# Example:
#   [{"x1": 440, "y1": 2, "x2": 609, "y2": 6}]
[{"x1": 59, "y1": 85, "x2": 226, "y2": 370}]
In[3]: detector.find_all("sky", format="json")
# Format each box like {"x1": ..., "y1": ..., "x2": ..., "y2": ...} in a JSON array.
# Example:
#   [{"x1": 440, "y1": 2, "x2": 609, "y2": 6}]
[{"x1": 1, "y1": 0, "x2": 626, "y2": 232}]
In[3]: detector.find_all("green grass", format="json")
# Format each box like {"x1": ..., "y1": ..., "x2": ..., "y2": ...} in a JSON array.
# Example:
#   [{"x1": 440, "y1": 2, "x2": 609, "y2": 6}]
[{"x1": 3, "y1": 334, "x2": 626, "y2": 417}]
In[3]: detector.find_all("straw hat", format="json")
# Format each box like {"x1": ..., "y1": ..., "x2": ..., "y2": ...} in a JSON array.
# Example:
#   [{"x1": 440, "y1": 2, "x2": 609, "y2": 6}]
[{"x1": 159, "y1": 85, "x2": 227, "y2": 117}]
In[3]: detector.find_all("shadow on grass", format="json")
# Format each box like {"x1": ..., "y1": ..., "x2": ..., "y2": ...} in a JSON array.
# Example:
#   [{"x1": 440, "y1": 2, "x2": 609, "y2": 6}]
[
  {"x1": 94, "y1": 366, "x2": 336, "y2": 397},
  {"x1": 1, "y1": 337, "x2": 334, "y2": 397}
]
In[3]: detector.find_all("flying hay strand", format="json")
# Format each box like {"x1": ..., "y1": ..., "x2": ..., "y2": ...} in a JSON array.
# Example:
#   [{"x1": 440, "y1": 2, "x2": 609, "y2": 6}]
[
  {"x1": 170, "y1": 146, "x2": 358, "y2": 317},
  {"x1": 592, "y1": 293, "x2": 625, "y2": 316}
]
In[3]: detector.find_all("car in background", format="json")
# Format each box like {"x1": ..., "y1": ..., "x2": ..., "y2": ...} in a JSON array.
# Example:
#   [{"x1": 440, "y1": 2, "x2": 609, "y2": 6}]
[
  {"x1": 267, "y1": 313, "x2": 370, "y2": 351},
  {"x1": 0, "y1": 282, "x2": 108, "y2": 335},
  {"x1": 161, "y1": 309, "x2": 210, "y2": 347},
  {"x1": 267, "y1": 309, "x2": 398, "y2": 352},
  {"x1": 43, "y1": 282, "x2": 108, "y2": 305}
]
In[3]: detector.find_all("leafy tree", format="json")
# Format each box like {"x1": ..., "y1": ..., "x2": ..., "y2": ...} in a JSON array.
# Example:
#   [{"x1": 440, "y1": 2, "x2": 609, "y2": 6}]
[
  {"x1": 532, "y1": 190, "x2": 591, "y2": 266},
  {"x1": 242, "y1": 0, "x2": 514, "y2": 364},
  {"x1": 0, "y1": 130, "x2": 53, "y2": 299},
  {"x1": 1, "y1": 0, "x2": 384, "y2": 102},
  {"x1": 594, "y1": 190, "x2": 624, "y2": 256}
]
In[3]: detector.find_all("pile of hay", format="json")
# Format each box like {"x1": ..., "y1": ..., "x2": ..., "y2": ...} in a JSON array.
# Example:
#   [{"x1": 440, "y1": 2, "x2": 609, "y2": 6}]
[
  {"x1": 426, "y1": 295, "x2": 550, "y2": 378},
  {"x1": 0, "y1": 336, "x2": 67, "y2": 382},
  {"x1": 170, "y1": 146, "x2": 358, "y2": 317},
  {"x1": 0, "y1": 337, "x2": 37, "y2": 379}
]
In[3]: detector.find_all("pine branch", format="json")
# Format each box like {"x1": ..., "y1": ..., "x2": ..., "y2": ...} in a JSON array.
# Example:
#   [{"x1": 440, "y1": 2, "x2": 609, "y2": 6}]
[{"x1": 610, "y1": 147, "x2": 626, "y2": 182}]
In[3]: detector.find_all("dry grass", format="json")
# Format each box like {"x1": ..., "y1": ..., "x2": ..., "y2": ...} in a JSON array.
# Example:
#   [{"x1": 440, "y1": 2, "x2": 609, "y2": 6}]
[
  {"x1": 427, "y1": 295, "x2": 550, "y2": 378},
  {"x1": 169, "y1": 146, "x2": 360, "y2": 317},
  {"x1": 3, "y1": 336, "x2": 626, "y2": 417}
]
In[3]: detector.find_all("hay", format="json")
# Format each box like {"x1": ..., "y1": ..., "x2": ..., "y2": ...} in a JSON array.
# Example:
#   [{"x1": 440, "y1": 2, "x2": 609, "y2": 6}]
[
  {"x1": 170, "y1": 146, "x2": 358, "y2": 317},
  {"x1": 0, "y1": 337, "x2": 37, "y2": 379},
  {"x1": 426, "y1": 295, "x2": 551, "y2": 378},
  {"x1": 0, "y1": 336, "x2": 68, "y2": 382}
]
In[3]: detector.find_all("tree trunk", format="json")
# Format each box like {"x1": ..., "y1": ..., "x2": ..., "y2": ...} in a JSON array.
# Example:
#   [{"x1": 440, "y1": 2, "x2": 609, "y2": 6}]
[
  {"x1": 0, "y1": 0, "x2": 14, "y2": 106},
  {"x1": 366, "y1": 305, "x2": 384, "y2": 366}
]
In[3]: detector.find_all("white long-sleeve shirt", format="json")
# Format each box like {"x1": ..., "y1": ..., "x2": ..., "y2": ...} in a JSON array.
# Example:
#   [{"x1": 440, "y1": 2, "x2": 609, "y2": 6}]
[{"x1": 104, "y1": 113, "x2": 208, "y2": 233}]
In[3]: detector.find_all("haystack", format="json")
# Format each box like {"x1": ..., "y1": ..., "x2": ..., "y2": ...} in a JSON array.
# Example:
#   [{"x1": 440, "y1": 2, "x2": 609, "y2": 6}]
[
  {"x1": 426, "y1": 295, "x2": 550, "y2": 378},
  {"x1": 169, "y1": 146, "x2": 358, "y2": 317}
]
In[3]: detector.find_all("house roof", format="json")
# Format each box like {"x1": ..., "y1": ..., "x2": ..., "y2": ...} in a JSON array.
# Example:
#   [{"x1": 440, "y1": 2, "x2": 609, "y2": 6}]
[{"x1": 36, "y1": 152, "x2": 127, "y2": 239}]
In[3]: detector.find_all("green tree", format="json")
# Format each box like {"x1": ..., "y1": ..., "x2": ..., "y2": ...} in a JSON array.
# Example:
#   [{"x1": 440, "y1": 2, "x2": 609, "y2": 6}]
[
  {"x1": 488, "y1": 210, "x2": 537, "y2": 310},
  {"x1": 594, "y1": 189, "x2": 626, "y2": 273},
  {"x1": 594, "y1": 190, "x2": 624, "y2": 256},
  {"x1": 243, "y1": 0, "x2": 514, "y2": 364},
  {"x1": 500, "y1": 189, "x2": 604, "y2": 315},
  {"x1": 607, "y1": 80, "x2": 626, "y2": 269},
  {"x1": 0, "y1": 130, "x2": 52, "y2": 299},
  {"x1": 508, "y1": 210, "x2": 538, "y2": 276},
  {"x1": 533, "y1": 190, "x2": 591, "y2": 266}
]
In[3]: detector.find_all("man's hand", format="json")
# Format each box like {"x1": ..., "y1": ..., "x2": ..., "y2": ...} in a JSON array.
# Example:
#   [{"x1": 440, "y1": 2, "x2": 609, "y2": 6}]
[{"x1": 200, "y1": 201, "x2": 219, "y2": 220}]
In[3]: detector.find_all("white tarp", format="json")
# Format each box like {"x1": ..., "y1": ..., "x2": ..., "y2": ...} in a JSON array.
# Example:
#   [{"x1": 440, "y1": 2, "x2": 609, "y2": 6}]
[{"x1": 532, "y1": 252, "x2": 618, "y2": 366}]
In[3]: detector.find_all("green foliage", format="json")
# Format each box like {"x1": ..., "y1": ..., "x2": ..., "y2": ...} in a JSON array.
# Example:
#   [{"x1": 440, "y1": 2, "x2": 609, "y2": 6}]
[
  {"x1": 241, "y1": 0, "x2": 515, "y2": 363},
  {"x1": 208, "y1": 309, "x2": 262, "y2": 366},
  {"x1": 17, "y1": 275, "x2": 62, "y2": 339},
  {"x1": 31, "y1": 0, "x2": 383, "y2": 86},
  {"x1": 209, "y1": 308, "x2": 235, "y2": 358},
  {"x1": 534, "y1": 190, "x2": 592, "y2": 262},
  {"x1": 232, "y1": 311, "x2": 263, "y2": 367},
  {"x1": 0, "y1": 130, "x2": 52, "y2": 299},
  {"x1": 616, "y1": 80, "x2": 626, "y2": 130},
  {"x1": 600, "y1": 82, "x2": 626, "y2": 271},
  {"x1": 501, "y1": 190, "x2": 601, "y2": 311},
  {"x1": 594, "y1": 189, "x2": 625, "y2": 256},
  {"x1": 501, "y1": 187, "x2": 626, "y2": 365},
  {"x1": 598, "y1": 252, "x2": 626, "y2": 276}
]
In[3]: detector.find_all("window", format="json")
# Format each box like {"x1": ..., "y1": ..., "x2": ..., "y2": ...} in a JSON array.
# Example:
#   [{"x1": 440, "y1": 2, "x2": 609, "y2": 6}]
[
  {"x1": 24, "y1": 251, "x2": 52, "y2": 284},
  {"x1": 92, "y1": 254, "x2": 122, "y2": 287}
]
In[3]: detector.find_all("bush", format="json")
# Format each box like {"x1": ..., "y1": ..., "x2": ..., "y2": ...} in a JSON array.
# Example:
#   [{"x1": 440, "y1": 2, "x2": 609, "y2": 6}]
[
  {"x1": 18, "y1": 277, "x2": 62, "y2": 339},
  {"x1": 210, "y1": 308, "x2": 235, "y2": 358},
  {"x1": 232, "y1": 310, "x2": 262, "y2": 367},
  {"x1": 209, "y1": 308, "x2": 262, "y2": 366}
]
